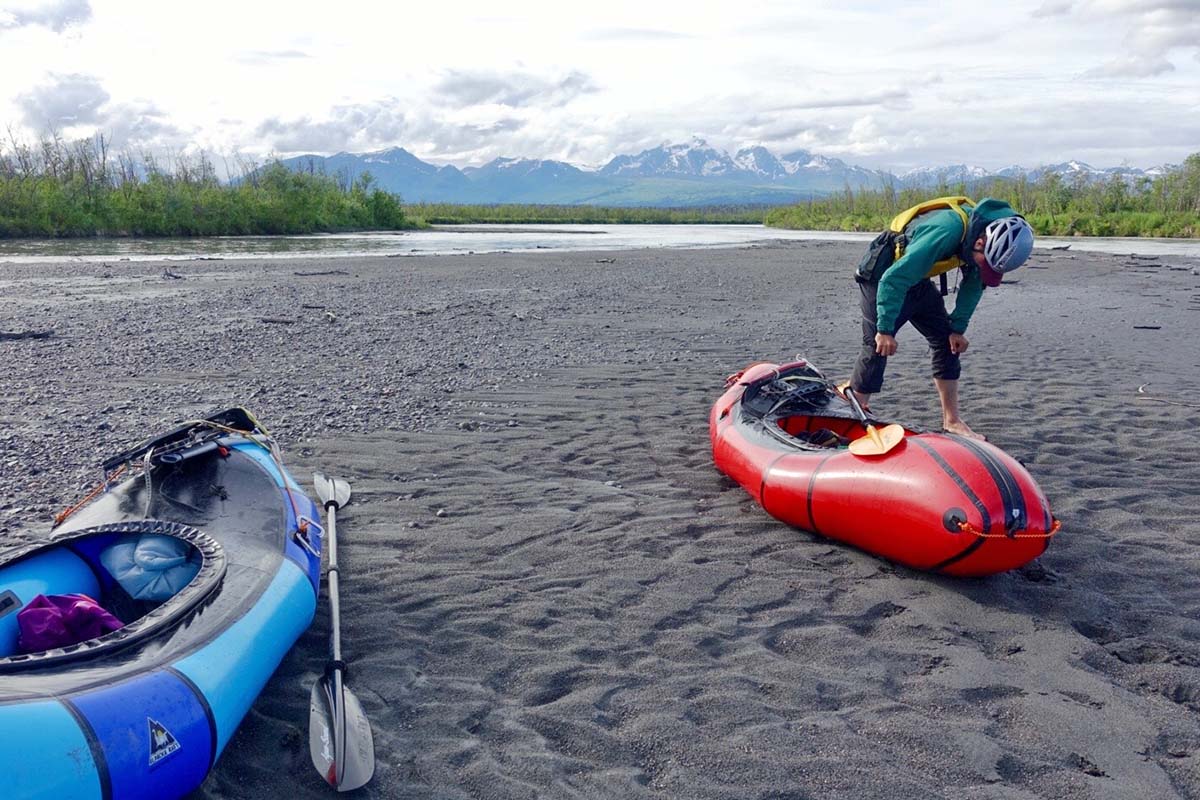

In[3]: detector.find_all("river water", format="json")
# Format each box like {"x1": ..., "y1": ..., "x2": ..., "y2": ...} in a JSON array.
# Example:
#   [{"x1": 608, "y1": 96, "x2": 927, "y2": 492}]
[{"x1": 1, "y1": 224, "x2": 1198, "y2": 263}]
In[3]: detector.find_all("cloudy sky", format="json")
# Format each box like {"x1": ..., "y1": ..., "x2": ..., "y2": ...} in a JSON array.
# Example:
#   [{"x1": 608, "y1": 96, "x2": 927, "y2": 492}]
[{"x1": 1, "y1": 0, "x2": 1198, "y2": 173}]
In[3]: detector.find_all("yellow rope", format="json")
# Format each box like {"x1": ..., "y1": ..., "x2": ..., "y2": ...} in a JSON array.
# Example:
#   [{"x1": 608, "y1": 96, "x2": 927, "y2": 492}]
[
  {"x1": 54, "y1": 464, "x2": 128, "y2": 526},
  {"x1": 956, "y1": 518, "x2": 1062, "y2": 539}
]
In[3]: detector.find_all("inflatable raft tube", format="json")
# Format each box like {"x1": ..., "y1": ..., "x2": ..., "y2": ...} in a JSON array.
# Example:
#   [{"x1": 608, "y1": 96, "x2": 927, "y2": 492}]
[
  {"x1": 0, "y1": 408, "x2": 324, "y2": 800},
  {"x1": 710, "y1": 361, "x2": 1060, "y2": 577}
]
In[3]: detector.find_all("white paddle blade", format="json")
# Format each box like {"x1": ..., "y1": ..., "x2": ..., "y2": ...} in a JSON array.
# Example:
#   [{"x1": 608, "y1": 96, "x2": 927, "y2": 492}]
[
  {"x1": 309, "y1": 680, "x2": 338, "y2": 787},
  {"x1": 335, "y1": 683, "x2": 375, "y2": 791},
  {"x1": 313, "y1": 471, "x2": 352, "y2": 509},
  {"x1": 309, "y1": 674, "x2": 375, "y2": 792}
]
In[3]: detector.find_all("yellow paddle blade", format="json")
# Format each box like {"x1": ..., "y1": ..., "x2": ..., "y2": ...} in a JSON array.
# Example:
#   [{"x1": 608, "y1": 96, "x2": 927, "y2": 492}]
[{"x1": 848, "y1": 423, "x2": 906, "y2": 456}]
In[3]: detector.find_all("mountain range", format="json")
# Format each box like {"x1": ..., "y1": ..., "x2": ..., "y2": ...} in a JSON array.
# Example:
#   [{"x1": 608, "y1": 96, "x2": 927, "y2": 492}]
[{"x1": 276, "y1": 139, "x2": 1171, "y2": 207}]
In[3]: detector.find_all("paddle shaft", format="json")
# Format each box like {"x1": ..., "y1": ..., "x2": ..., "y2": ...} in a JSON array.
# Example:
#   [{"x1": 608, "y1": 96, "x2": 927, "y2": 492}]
[
  {"x1": 842, "y1": 387, "x2": 875, "y2": 440},
  {"x1": 323, "y1": 498, "x2": 350, "y2": 785},
  {"x1": 843, "y1": 386, "x2": 869, "y2": 423},
  {"x1": 324, "y1": 500, "x2": 344, "y2": 668},
  {"x1": 309, "y1": 472, "x2": 374, "y2": 791}
]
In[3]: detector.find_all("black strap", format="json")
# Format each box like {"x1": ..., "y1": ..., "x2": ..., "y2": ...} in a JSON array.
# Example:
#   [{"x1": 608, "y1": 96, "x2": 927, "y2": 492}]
[{"x1": 939, "y1": 272, "x2": 949, "y2": 296}]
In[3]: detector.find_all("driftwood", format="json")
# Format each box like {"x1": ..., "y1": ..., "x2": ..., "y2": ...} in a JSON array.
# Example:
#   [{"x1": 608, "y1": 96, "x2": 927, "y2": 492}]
[
  {"x1": 0, "y1": 330, "x2": 53, "y2": 341},
  {"x1": 293, "y1": 269, "x2": 349, "y2": 276},
  {"x1": 1137, "y1": 384, "x2": 1200, "y2": 408},
  {"x1": 262, "y1": 313, "x2": 336, "y2": 324}
]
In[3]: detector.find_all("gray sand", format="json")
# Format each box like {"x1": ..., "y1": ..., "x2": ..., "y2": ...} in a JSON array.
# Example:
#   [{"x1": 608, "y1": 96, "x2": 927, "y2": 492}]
[{"x1": 2, "y1": 241, "x2": 1199, "y2": 799}]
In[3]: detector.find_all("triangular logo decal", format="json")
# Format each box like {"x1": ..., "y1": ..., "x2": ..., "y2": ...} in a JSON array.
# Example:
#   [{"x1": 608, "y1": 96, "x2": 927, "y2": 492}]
[{"x1": 148, "y1": 717, "x2": 181, "y2": 766}]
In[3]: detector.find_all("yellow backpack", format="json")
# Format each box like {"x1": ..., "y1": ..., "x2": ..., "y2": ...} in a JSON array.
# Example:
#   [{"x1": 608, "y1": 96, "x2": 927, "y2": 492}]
[{"x1": 855, "y1": 196, "x2": 975, "y2": 286}]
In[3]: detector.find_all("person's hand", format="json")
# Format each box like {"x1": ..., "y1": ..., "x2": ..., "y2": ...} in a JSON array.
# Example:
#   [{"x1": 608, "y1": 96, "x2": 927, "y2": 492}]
[
  {"x1": 949, "y1": 332, "x2": 969, "y2": 354},
  {"x1": 874, "y1": 333, "x2": 897, "y2": 356}
]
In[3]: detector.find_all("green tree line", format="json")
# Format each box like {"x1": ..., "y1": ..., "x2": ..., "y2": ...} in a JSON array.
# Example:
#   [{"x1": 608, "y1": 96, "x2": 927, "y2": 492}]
[
  {"x1": 6, "y1": 133, "x2": 1198, "y2": 238},
  {"x1": 765, "y1": 153, "x2": 1200, "y2": 237},
  {"x1": 0, "y1": 134, "x2": 413, "y2": 237}
]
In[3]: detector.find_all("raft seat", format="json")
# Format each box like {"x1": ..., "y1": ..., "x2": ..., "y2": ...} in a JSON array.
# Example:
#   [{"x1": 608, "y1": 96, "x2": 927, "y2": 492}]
[{"x1": 0, "y1": 548, "x2": 102, "y2": 657}]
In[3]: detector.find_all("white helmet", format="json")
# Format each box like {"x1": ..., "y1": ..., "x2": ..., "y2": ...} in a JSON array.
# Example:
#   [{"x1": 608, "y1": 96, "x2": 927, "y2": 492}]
[{"x1": 983, "y1": 216, "x2": 1035, "y2": 274}]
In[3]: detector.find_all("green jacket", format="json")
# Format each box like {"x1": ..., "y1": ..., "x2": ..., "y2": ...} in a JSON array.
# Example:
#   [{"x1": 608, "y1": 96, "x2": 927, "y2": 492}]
[{"x1": 875, "y1": 198, "x2": 1020, "y2": 335}]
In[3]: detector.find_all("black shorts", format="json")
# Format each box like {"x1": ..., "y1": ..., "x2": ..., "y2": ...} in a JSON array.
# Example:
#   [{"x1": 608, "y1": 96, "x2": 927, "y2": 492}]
[{"x1": 849, "y1": 278, "x2": 961, "y2": 393}]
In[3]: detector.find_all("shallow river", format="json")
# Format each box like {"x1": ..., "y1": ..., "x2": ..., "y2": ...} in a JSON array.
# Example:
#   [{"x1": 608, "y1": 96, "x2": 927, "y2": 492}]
[{"x1": 1, "y1": 224, "x2": 1198, "y2": 263}]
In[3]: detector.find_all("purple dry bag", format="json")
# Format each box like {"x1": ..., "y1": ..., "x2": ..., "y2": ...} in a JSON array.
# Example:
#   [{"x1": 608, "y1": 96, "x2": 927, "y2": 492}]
[{"x1": 16, "y1": 593, "x2": 124, "y2": 653}]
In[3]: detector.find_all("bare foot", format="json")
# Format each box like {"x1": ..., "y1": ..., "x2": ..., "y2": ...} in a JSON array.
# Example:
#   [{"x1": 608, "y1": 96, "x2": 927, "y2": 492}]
[{"x1": 943, "y1": 421, "x2": 987, "y2": 441}]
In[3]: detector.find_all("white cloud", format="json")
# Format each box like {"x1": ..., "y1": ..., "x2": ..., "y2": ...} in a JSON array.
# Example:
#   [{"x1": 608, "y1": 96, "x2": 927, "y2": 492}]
[
  {"x1": 1084, "y1": 55, "x2": 1176, "y2": 77},
  {"x1": 767, "y1": 89, "x2": 911, "y2": 113},
  {"x1": 14, "y1": 72, "x2": 186, "y2": 153},
  {"x1": 0, "y1": 1, "x2": 1195, "y2": 171},
  {"x1": 1032, "y1": 0, "x2": 1073, "y2": 16},
  {"x1": 254, "y1": 102, "x2": 410, "y2": 154},
  {"x1": 1073, "y1": 1, "x2": 1200, "y2": 76},
  {"x1": 17, "y1": 72, "x2": 107, "y2": 128},
  {"x1": 580, "y1": 28, "x2": 692, "y2": 41},
  {"x1": 432, "y1": 69, "x2": 599, "y2": 109},
  {"x1": 234, "y1": 49, "x2": 312, "y2": 65},
  {"x1": 0, "y1": 0, "x2": 90, "y2": 32}
]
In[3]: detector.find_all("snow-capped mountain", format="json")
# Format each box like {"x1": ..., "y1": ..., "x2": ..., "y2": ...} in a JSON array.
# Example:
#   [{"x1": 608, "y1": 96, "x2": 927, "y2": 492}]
[
  {"x1": 463, "y1": 157, "x2": 584, "y2": 179},
  {"x1": 599, "y1": 139, "x2": 742, "y2": 179},
  {"x1": 596, "y1": 140, "x2": 888, "y2": 192},
  {"x1": 358, "y1": 146, "x2": 443, "y2": 175},
  {"x1": 279, "y1": 146, "x2": 471, "y2": 200},
  {"x1": 997, "y1": 160, "x2": 1167, "y2": 184},
  {"x1": 274, "y1": 143, "x2": 1174, "y2": 206},
  {"x1": 733, "y1": 145, "x2": 790, "y2": 180},
  {"x1": 899, "y1": 164, "x2": 993, "y2": 186},
  {"x1": 460, "y1": 157, "x2": 602, "y2": 203},
  {"x1": 730, "y1": 146, "x2": 887, "y2": 189},
  {"x1": 777, "y1": 149, "x2": 889, "y2": 191}
]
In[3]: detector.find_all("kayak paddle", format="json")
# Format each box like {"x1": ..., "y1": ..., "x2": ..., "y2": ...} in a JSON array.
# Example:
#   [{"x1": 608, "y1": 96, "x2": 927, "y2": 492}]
[
  {"x1": 309, "y1": 472, "x2": 375, "y2": 792},
  {"x1": 842, "y1": 388, "x2": 905, "y2": 456}
]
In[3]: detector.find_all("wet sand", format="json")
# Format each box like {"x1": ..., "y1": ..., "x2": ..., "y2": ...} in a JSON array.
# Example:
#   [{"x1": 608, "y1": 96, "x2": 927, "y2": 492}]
[{"x1": 2, "y1": 240, "x2": 1199, "y2": 799}]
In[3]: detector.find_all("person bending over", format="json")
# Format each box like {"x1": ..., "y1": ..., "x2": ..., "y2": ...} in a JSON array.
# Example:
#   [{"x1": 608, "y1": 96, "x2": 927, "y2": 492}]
[{"x1": 844, "y1": 197, "x2": 1034, "y2": 440}]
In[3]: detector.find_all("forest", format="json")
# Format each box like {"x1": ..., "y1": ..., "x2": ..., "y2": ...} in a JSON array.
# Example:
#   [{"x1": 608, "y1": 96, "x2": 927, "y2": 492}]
[
  {"x1": 0, "y1": 134, "x2": 411, "y2": 237},
  {"x1": 4, "y1": 133, "x2": 1197, "y2": 238},
  {"x1": 765, "y1": 154, "x2": 1200, "y2": 237}
]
